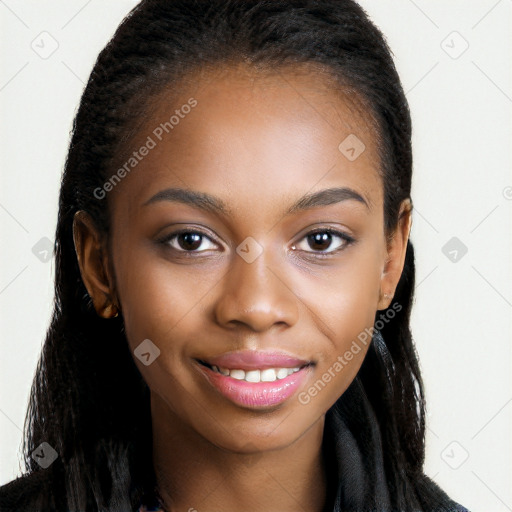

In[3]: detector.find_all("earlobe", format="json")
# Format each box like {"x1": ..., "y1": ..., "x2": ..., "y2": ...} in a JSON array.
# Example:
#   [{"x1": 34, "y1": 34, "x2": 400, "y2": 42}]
[{"x1": 72, "y1": 210, "x2": 119, "y2": 318}]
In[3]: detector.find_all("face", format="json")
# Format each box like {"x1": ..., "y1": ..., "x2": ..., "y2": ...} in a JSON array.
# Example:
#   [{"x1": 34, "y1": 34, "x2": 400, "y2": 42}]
[{"x1": 74, "y1": 63, "x2": 411, "y2": 454}]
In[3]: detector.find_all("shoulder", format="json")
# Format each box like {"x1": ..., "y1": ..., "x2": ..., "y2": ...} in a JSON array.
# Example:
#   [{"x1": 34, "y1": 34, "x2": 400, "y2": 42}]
[{"x1": 0, "y1": 470, "x2": 52, "y2": 511}]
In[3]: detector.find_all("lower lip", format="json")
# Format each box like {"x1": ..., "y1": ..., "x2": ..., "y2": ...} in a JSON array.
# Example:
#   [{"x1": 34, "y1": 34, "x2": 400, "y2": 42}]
[{"x1": 195, "y1": 362, "x2": 313, "y2": 409}]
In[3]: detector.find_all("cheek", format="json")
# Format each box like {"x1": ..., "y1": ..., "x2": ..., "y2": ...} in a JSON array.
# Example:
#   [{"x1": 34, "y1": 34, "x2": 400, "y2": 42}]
[
  {"x1": 113, "y1": 245, "x2": 225, "y2": 376},
  {"x1": 298, "y1": 241, "x2": 382, "y2": 338},
  {"x1": 114, "y1": 256, "x2": 205, "y2": 398},
  {"x1": 294, "y1": 247, "x2": 382, "y2": 405},
  {"x1": 297, "y1": 291, "x2": 375, "y2": 412},
  {"x1": 111, "y1": 252, "x2": 175, "y2": 355}
]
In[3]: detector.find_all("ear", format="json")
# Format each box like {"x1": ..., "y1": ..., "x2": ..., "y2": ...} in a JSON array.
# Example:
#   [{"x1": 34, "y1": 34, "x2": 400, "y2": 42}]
[
  {"x1": 377, "y1": 198, "x2": 412, "y2": 311},
  {"x1": 72, "y1": 210, "x2": 119, "y2": 318}
]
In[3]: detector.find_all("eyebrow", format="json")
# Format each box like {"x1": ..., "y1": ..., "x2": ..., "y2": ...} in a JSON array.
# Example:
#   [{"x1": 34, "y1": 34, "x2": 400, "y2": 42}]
[{"x1": 142, "y1": 186, "x2": 371, "y2": 216}]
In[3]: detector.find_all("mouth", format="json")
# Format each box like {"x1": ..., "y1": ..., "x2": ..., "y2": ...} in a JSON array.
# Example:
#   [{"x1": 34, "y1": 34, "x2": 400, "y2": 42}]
[
  {"x1": 194, "y1": 358, "x2": 314, "y2": 409},
  {"x1": 197, "y1": 359, "x2": 312, "y2": 383}
]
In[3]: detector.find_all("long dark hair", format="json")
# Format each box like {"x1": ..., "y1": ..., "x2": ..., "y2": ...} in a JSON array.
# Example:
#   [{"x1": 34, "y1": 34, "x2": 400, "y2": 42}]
[{"x1": 18, "y1": 0, "x2": 460, "y2": 510}]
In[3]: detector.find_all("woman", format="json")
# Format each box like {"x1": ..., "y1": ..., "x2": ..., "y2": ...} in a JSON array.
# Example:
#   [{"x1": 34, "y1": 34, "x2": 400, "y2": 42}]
[{"x1": 0, "y1": 0, "x2": 470, "y2": 510}]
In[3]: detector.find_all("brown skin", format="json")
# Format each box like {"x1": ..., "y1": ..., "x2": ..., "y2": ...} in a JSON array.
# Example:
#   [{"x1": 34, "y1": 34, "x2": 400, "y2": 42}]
[{"x1": 73, "y1": 63, "x2": 412, "y2": 512}]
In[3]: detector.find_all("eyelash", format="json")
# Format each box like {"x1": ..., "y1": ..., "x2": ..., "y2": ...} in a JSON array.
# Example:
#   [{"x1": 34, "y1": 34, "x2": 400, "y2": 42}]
[{"x1": 158, "y1": 227, "x2": 355, "y2": 258}]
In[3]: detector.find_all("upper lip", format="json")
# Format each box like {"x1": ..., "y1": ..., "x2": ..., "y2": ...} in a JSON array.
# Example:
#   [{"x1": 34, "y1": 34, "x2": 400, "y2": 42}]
[{"x1": 199, "y1": 349, "x2": 311, "y2": 371}]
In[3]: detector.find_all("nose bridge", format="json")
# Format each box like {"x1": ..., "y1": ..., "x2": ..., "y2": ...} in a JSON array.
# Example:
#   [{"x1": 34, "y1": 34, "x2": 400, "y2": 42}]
[{"x1": 214, "y1": 239, "x2": 298, "y2": 331}]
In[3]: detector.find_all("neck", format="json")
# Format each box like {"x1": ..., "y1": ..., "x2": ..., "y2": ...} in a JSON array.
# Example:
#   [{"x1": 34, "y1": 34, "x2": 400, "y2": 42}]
[{"x1": 151, "y1": 393, "x2": 328, "y2": 512}]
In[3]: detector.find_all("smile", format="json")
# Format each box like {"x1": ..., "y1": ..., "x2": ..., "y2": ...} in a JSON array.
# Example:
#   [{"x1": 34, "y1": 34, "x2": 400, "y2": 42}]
[
  {"x1": 195, "y1": 359, "x2": 313, "y2": 408},
  {"x1": 207, "y1": 363, "x2": 303, "y2": 382}
]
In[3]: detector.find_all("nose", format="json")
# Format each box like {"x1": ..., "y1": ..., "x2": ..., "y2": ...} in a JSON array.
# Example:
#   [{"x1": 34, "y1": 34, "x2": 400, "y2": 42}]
[{"x1": 213, "y1": 244, "x2": 299, "y2": 332}]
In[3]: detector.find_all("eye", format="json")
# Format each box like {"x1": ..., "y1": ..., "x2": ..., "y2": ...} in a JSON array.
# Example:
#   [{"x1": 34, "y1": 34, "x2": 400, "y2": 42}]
[
  {"x1": 159, "y1": 229, "x2": 217, "y2": 253},
  {"x1": 291, "y1": 227, "x2": 355, "y2": 256},
  {"x1": 158, "y1": 226, "x2": 355, "y2": 257}
]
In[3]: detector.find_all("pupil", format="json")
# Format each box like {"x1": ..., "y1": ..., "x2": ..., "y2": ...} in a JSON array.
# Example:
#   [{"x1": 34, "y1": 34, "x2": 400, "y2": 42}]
[
  {"x1": 179, "y1": 233, "x2": 202, "y2": 251},
  {"x1": 309, "y1": 232, "x2": 331, "y2": 251}
]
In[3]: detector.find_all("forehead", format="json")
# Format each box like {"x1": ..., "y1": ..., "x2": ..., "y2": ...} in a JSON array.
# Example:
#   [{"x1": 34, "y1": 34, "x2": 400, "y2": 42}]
[{"x1": 108, "y1": 62, "x2": 383, "y2": 222}]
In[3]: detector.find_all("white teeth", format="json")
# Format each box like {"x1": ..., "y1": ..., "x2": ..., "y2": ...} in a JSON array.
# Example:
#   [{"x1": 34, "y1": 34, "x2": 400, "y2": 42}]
[
  {"x1": 260, "y1": 369, "x2": 276, "y2": 382},
  {"x1": 276, "y1": 368, "x2": 289, "y2": 379},
  {"x1": 245, "y1": 370, "x2": 260, "y2": 383},
  {"x1": 210, "y1": 365, "x2": 304, "y2": 382},
  {"x1": 229, "y1": 369, "x2": 245, "y2": 380}
]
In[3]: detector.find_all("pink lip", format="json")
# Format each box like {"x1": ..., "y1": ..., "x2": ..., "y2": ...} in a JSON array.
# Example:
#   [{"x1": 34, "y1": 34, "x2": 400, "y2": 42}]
[
  {"x1": 202, "y1": 349, "x2": 310, "y2": 370},
  {"x1": 195, "y1": 361, "x2": 313, "y2": 408}
]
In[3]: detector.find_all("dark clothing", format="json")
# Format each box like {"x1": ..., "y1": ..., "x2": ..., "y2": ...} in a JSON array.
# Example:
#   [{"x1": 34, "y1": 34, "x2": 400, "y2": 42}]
[{"x1": 0, "y1": 405, "x2": 470, "y2": 511}]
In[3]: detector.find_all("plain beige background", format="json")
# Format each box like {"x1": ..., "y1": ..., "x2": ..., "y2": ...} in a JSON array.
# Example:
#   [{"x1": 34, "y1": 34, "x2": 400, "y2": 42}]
[{"x1": 1, "y1": 1, "x2": 511, "y2": 510}]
